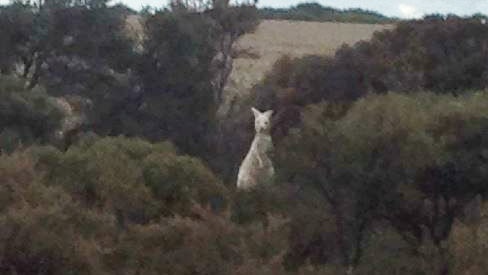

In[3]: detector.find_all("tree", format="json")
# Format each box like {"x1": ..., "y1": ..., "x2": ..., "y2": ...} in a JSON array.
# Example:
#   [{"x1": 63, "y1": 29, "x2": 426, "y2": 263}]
[
  {"x1": 0, "y1": 76, "x2": 63, "y2": 152},
  {"x1": 276, "y1": 102, "x2": 375, "y2": 272},
  {"x1": 0, "y1": 0, "x2": 138, "y2": 146},
  {"x1": 137, "y1": 2, "x2": 258, "y2": 157},
  {"x1": 254, "y1": 15, "x2": 488, "y2": 117},
  {"x1": 276, "y1": 92, "x2": 488, "y2": 274}
]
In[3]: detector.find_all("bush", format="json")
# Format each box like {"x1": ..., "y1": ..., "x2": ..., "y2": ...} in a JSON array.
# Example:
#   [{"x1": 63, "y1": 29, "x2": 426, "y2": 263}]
[
  {"x1": 32, "y1": 137, "x2": 228, "y2": 222},
  {"x1": 255, "y1": 16, "x2": 488, "y2": 122},
  {"x1": 107, "y1": 205, "x2": 289, "y2": 275},
  {"x1": 258, "y1": 2, "x2": 395, "y2": 24},
  {"x1": 0, "y1": 76, "x2": 63, "y2": 152},
  {"x1": 0, "y1": 151, "x2": 268, "y2": 275},
  {"x1": 0, "y1": 143, "x2": 286, "y2": 275},
  {"x1": 275, "y1": 91, "x2": 488, "y2": 272},
  {"x1": 137, "y1": 4, "x2": 258, "y2": 157},
  {"x1": 0, "y1": 152, "x2": 116, "y2": 275},
  {"x1": 136, "y1": 9, "x2": 221, "y2": 155}
]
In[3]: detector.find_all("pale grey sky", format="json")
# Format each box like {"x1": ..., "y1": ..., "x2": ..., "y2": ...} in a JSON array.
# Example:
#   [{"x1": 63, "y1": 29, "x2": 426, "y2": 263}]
[{"x1": 0, "y1": 0, "x2": 487, "y2": 19}]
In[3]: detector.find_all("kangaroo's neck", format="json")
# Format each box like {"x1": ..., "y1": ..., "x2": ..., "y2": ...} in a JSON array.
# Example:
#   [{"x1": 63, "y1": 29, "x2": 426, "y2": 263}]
[{"x1": 254, "y1": 132, "x2": 271, "y2": 139}]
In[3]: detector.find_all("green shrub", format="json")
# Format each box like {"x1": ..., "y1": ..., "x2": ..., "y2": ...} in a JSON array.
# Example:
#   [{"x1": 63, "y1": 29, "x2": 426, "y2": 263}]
[
  {"x1": 142, "y1": 152, "x2": 228, "y2": 216},
  {"x1": 0, "y1": 152, "x2": 116, "y2": 275},
  {"x1": 255, "y1": 16, "x2": 488, "y2": 125},
  {"x1": 106, "y1": 205, "x2": 289, "y2": 275},
  {"x1": 275, "y1": 91, "x2": 488, "y2": 272},
  {"x1": 0, "y1": 145, "x2": 283, "y2": 275},
  {"x1": 258, "y1": 2, "x2": 395, "y2": 24},
  {"x1": 32, "y1": 137, "x2": 228, "y2": 222},
  {"x1": 0, "y1": 76, "x2": 63, "y2": 152}
]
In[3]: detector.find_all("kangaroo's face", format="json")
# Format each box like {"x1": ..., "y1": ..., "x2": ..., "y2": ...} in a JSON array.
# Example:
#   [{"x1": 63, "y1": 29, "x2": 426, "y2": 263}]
[{"x1": 252, "y1": 107, "x2": 273, "y2": 134}]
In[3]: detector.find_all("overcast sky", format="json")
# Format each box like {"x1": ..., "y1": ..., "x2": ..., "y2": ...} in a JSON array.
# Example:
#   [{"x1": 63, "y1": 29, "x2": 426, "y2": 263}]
[{"x1": 0, "y1": 0, "x2": 486, "y2": 19}]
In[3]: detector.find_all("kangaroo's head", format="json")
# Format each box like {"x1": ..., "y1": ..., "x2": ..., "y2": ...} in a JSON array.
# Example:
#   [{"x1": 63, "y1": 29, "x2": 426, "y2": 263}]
[{"x1": 252, "y1": 107, "x2": 273, "y2": 134}]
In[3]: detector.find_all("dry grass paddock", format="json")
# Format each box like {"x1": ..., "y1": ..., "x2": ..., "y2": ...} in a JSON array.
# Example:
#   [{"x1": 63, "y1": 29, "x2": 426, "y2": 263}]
[
  {"x1": 223, "y1": 20, "x2": 393, "y2": 112},
  {"x1": 124, "y1": 16, "x2": 393, "y2": 111}
]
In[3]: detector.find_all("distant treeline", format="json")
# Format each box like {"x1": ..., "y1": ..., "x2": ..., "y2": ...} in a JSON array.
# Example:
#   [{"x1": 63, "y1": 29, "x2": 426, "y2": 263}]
[{"x1": 258, "y1": 2, "x2": 397, "y2": 24}]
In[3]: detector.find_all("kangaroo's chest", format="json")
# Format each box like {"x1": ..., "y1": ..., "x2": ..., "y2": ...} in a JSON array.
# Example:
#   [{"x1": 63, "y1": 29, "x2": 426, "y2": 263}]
[{"x1": 253, "y1": 135, "x2": 273, "y2": 153}]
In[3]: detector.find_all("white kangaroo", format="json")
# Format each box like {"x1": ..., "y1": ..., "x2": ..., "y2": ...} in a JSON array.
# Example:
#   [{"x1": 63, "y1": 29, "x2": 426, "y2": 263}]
[{"x1": 237, "y1": 107, "x2": 275, "y2": 190}]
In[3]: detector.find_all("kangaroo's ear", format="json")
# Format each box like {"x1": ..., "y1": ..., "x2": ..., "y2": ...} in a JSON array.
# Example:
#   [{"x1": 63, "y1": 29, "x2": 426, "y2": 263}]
[
  {"x1": 251, "y1": 107, "x2": 261, "y2": 117},
  {"x1": 263, "y1": 110, "x2": 274, "y2": 118}
]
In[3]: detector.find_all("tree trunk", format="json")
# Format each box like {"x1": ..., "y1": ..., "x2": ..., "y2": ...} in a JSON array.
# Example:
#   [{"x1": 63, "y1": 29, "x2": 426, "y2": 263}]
[
  {"x1": 211, "y1": 33, "x2": 234, "y2": 106},
  {"x1": 438, "y1": 245, "x2": 450, "y2": 275}
]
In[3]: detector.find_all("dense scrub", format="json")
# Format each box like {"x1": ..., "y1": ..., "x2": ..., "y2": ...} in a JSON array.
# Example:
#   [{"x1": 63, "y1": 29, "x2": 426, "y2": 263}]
[
  {"x1": 0, "y1": 139, "x2": 288, "y2": 274},
  {"x1": 255, "y1": 15, "x2": 488, "y2": 105},
  {"x1": 259, "y1": 2, "x2": 395, "y2": 24},
  {"x1": 275, "y1": 92, "x2": 488, "y2": 273},
  {"x1": 0, "y1": 76, "x2": 63, "y2": 152},
  {"x1": 1, "y1": 0, "x2": 488, "y2": 274},
  {"x1": 214, "y1": 15, "x2": 488, "y2": 274},
  {"x1": 33, "y1": 137, "x2": 228, "y2": 219},
  {"x1": 0, "y1": 0, "x2": 258, "y2": 158},
  {"x1": 2, "y1": 92, "x2": 488, "y2": 274},
  {"x1": 248, "y1": 15, "x2": 488, "y2": 138}
]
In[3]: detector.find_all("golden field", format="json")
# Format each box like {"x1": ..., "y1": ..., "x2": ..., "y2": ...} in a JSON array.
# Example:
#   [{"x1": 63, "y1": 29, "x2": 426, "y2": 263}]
[
  {"x1": 124, "y1": 16, "x2": 393, "y2": 111},
  {"x1": 226, "y1": 20, "x2": 393, "y2": 100}
]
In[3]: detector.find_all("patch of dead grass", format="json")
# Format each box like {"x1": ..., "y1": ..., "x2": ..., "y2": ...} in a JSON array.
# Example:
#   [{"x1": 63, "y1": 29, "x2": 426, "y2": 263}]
[{"x1": 223, "y1": 20, "x2": 393, "y2": 110}]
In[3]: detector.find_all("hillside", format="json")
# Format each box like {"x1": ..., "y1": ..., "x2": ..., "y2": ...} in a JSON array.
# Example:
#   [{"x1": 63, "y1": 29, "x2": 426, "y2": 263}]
[
  {"x1": 259, "y1": 2, "x2": 396, "y2": 24},
  {"x1": 222, "y1": 19, "x2": 393, "y2": 112}
]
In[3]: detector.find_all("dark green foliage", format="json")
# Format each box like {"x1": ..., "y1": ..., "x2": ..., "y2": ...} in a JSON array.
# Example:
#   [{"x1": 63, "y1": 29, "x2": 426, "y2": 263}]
[
  {"x1": 136, "y1": 9, "x2": 220, "y2": 155},
  {"x1": 137, "y1": 4, "x2": 258, "y2": 156},
  {"x1": 32, "y1": 137, "x2": 228, "y2": 221},
  {"x1": 256, "y1": 16, "x2": 488, "y2": 117},
  {"x1": 0, "y1": 0, "x2": 139, "y2": 146},
  {"x1": 208, "y1": 4, "x2": 260, "y2": 42},
  {"x1": 108, "y1": 211, "x2": 241, "y2": 275},
  {"x1": 3, "y1": 0, "x2": 488, "y2": 274},
  {"x1": 0, "y1": 76, "x2": 63, "y2": 152},
  {"x1": 0, "y1": 2, "x2": 35, "y2": 75},
  {"x1": 0, "y1": 0, "x2": 134, "y2": 87},
  {"x1": 275, "y1": 92, "x2": 488, "y2": 272},
  {"x1": 259, "y1": 2, "x2": 395, "y2": 24},
  {"x1": 0, "y1": 0, "x2": 259, "y2": 157},
  {"x1": 231, "y1": 183, "x2": 288, "y2": 225},
  {"x1": 0, "y1": 152, "x2": 115, "y2": 275},
  {"x1": 38, "y1": 5, "x2": 138, "y2": 136},
  {"x1": 0, "y1": 149, "x2": 286, "y2": 275}
]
